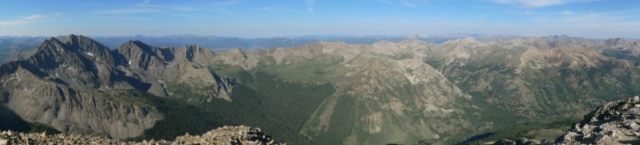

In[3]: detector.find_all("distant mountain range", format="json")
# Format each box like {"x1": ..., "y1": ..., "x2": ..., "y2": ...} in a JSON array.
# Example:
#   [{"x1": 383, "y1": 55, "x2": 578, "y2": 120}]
[
  {"x1": 2, "y1": 34, "x2": 640, "y2": 144},
  {"x1": 0, "y1": 34, "x2": 484, "y2": 62},
  {"x1": 2, "y1": 34, "x2": 637, "y2": 61}
]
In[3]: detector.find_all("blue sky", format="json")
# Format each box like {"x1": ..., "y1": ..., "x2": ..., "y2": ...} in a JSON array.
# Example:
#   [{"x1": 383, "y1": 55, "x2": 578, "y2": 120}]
[{"x1": 0, "y1": 0, "x2": 638, "y2": 38}]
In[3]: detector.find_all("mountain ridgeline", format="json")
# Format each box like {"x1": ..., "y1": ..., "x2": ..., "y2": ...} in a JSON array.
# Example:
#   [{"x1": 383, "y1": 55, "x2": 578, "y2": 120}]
[{"x1": 1, "y1": 34, "x2": 640, "y2": 144}]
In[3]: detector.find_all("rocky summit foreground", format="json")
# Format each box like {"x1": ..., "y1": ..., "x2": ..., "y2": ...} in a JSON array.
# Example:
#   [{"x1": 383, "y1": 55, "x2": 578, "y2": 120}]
[{"x1": 0, "y1": 126, "x2": 281, "y2": 145}]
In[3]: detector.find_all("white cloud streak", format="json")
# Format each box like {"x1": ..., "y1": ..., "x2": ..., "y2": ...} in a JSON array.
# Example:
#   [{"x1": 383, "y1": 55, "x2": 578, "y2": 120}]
[
  {"x1": 0, "y1": 14, "x2": 57, "y2": 27},
  {"x1": 491, "y1": 0, "x2": 600, "y2": 8},
  {"x1": 24, "y1": 14, "x2": 46, "y2": 20}
]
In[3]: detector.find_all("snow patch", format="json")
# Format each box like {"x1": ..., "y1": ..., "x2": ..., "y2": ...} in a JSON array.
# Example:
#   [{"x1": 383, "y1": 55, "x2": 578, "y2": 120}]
[{"x1": 86, "y1": 52, "x2": 94, "y2": 57}]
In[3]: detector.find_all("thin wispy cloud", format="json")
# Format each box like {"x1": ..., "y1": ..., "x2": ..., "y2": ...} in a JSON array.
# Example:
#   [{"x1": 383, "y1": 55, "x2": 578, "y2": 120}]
[
  {"x1": 208, "y1": 8, "x2": 233, "y2": 14},
  {"x1": 167, "y1": 13, "x2": 202, "y2": 19},
  {"x1": 24, "y1": 14, "x2": 46, "y2": 20},
  {"x1": 0, "y1": 13, "x2": 58, "y2": 27},
  {"x1": 307, "y1": 0, "x2": 314, "y2": 13},
  {"x1": 379, "y1": 0, "x2": 430, "y2": 8},
  {"x1": 491, "y1": 0, "x2": 600, "y2": 8},
  {"x1": 260, "y1": 7, "x2": 273, "y2": 12}
]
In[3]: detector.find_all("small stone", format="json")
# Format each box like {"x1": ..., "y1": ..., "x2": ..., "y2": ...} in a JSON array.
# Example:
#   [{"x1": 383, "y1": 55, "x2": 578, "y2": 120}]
[
  {"x1": 627, "y1": 122, "x2": 638, "y2": 129},
  {"x1": 40, "y1": 131, "x2": 46, "y2": 138},
  {"x1": 608, "y1": 130, "x2": 617, "y2": 137}
]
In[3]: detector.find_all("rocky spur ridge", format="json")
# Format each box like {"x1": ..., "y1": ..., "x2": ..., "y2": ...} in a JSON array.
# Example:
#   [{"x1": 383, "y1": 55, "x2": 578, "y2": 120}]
[
  {"x1": 490, "y1": 96, "x2": 640, "y2": 145},
  {"x1": 0, "y1": 126, "x2": 283, "y2": 145}
]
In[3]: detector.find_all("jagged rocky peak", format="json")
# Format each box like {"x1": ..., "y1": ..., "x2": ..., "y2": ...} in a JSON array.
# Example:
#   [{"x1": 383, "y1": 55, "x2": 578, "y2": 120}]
[
  {"x1": 40, "y1": 37, "x2": 66, "y2": 50},
  {"x1": 27, "y1": 37, "x2": 94, "y2": 74}
]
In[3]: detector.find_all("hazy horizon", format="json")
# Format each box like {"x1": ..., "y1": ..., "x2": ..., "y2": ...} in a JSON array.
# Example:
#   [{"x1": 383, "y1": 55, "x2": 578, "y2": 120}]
[{"x1": 1, "y1": 0, "x2": 639, "y2": 38}]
